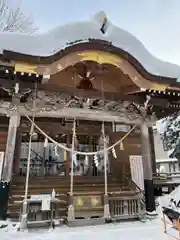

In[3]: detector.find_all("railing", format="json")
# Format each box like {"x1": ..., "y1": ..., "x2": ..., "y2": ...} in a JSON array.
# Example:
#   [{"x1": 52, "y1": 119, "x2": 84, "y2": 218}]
[
  {"x1": 109, "y1": 193, "x2": 145, "y2": 220},
  {"x1": 153, "y1": 172, "x2": 180, "y2": 178},
  {"x1": 153, "y1": 172, "x2": 180, "y2": 181}
]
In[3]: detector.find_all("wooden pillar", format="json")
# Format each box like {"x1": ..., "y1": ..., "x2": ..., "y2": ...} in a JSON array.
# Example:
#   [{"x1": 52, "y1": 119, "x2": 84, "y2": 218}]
[
  {"x1": 148, "y1": 127, "x2": 156, "y2": 174},
  {"x1": 13, "y1": 125, "x2": 22, "y2": 174},
  {"x1": 0, "y1": 113, "x2": 20, "y2": 220},
  {"x1": 66, "y1": 134, "x2": 70, "y2": 176},
  {"x1": 88, "y1": 136, "x2": 93, "y2": 176},
  {"x1": 140, "y1": 123, "x2": 156, "y2": 212},
  {"x1": 2, "y1": 114, "x2": 20, "y2": 181}
]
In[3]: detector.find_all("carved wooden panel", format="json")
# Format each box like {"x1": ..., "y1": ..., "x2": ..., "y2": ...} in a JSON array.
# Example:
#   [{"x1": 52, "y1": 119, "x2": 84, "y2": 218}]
[{"x1": 74, "y1": 195, "x2": 103, "y2": 210}]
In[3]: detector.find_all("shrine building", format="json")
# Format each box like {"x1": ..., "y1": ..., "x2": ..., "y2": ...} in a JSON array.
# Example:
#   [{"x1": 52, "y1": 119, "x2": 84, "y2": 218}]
[{"x1": 0, "y1": 11, "x2": 180, "y2": 227}]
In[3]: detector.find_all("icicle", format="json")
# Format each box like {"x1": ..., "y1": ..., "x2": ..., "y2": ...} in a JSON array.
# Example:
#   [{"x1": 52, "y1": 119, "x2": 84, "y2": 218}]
[
  {"x1": 112, "y1": 147, "x2": 117, "y2": 159},
  {"x1": 44, "y1": 137, "x2": 48, "y2": 148},
  {"x1": 120, "y1": 141, "x2": 124, "y2": 150},
  {"x1": 94, "y1": 154, "x2": 98, "y2": 167}
]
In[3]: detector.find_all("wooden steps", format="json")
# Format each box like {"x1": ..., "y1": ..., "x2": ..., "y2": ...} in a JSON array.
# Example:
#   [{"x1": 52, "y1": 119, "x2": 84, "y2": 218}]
[{"x1": 8, "y1": 175, "x2": 133, "y2": 221}]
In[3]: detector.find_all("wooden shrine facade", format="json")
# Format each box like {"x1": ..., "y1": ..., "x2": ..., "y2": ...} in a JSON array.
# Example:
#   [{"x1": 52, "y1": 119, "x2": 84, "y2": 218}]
[{"x1": 0, "y1": 13, "x2": 180, "y2": 225}]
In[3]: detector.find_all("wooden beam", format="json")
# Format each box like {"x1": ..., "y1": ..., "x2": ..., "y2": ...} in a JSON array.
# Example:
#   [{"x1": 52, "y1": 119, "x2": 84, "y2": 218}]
[
  {"x1": 0, "y1": 102, "x2": 143, "y2": 125},
  {"x1": 39, "y1": 85, "x2": 145, "y2": 103}
]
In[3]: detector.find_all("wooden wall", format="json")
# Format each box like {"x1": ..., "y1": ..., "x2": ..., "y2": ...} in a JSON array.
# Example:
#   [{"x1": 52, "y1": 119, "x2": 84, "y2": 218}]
[
  {"x1": 0, "y1": 116, "x2": 9, "y2": 153},
  {"x1": 0, "y1": 132, "x2": 7, "y2": 152},
  {"x1": 109, "y1": 130, "x2": 141, "y2": 185}
]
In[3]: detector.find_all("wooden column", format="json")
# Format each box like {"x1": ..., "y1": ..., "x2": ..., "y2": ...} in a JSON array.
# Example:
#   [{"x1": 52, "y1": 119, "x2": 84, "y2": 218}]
[
  {"x1": 0, "y1": 113, "x2": 20, "y2": 220},
  {"x1": 13, "y1": 125, "x2": 22, "y2": 174},
  {"x1": 148, "y1": 127, "x2": 156, "y2": 174},
  {"x1": 2, "y1": 114, "x2": 20, "y2": 181},
  {"x1": 140, "y1": 123, "x2": 156, "y2": 212},
  {"x1": 88, "y1": 136, "x2": 93, "y2": 176},
  {"x1": 66, "y1": 134, "x2": 70, "y2": 176}
]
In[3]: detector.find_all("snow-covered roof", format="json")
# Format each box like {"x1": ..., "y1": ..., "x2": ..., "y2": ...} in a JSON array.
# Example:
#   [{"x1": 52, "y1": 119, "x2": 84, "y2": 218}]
[{"x1": 0, "y1": 11, "x2": 180, "y2": 79}]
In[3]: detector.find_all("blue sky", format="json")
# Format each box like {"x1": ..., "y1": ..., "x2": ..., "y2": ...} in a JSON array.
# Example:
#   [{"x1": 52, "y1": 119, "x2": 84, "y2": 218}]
[{"x1": 8, "y1": 0, "x2": 180, "y2": 65}]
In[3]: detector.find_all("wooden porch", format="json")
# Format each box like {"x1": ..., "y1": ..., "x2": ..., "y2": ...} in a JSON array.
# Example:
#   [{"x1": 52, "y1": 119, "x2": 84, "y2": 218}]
[{"x1": 8, "y1": 174, "x2": 145, "y2": 227}]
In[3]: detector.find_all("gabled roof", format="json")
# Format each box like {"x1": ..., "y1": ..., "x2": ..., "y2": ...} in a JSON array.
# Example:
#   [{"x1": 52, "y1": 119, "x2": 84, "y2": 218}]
[{"x1": 0, "y1": 11, "x2": 180, "y2": 80}]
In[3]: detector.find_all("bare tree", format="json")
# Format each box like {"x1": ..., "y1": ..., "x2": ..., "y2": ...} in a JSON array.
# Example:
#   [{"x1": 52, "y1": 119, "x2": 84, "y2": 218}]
[{"x1": 0, "y1": 0, "x2": 37, "y2": 33}]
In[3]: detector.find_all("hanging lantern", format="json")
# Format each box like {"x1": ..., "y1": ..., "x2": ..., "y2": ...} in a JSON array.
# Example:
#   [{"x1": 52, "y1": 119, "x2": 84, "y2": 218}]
[
  {"x1": 93, "y1": 154, "x2": 98, "y2": 167},
  {"x1": 44, "y1": 137, "x2": 48, "y2": 148},
  {"x1": 112, "y1": 147, "x2": 117, "y2": 159},
  {"x1": 120, "y1": 141, "x2": 124, "y2": 150}
]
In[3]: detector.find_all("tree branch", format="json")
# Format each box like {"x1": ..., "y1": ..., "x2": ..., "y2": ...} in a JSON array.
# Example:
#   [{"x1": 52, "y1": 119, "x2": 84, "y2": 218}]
[{"x1": 0, "y1": 0, "x2": 37, "y2": 33}]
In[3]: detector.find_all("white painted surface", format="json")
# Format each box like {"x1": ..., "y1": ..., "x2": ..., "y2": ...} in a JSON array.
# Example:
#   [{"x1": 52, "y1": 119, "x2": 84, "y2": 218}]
[{"x1": 0, "y1": 11, "x2": 179, "y2": 78}]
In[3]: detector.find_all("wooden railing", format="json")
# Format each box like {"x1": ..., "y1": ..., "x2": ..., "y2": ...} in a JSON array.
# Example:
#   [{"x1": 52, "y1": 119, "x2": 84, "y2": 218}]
[{"x1": 109, "y1": 192, "x2": 145, "y2": 220}]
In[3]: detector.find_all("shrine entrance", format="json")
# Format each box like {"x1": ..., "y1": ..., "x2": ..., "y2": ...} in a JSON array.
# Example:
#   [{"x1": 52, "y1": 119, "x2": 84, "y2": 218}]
[
  {"x1": 1, "y1": 12, "x2": 179, "y2": 226},
  {"x1": 19, "y1": 119, "x2": 113, "y2": 178}
]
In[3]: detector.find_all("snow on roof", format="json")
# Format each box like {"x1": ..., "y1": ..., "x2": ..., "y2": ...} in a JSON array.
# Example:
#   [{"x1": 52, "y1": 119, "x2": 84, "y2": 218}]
[{"x1": 0, "y1": 11, "x2": 180, "y2": 79}]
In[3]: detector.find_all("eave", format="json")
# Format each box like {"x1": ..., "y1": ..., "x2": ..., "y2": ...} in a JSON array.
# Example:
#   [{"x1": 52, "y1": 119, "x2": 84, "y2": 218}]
[{"x1": 0, "y1": 11, "x2": 179, "y2": 82}]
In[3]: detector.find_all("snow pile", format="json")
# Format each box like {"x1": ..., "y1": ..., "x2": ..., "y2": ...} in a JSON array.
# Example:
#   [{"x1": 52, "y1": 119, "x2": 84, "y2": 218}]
[{"x1": 0, "y1": 11, "x2": 179, "y2": 78}]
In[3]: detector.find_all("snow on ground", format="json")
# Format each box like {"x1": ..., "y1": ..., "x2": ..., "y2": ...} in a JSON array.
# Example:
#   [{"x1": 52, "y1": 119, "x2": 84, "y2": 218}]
[
  {"x1": 0, "y1": 194, "x2": 178, "y2": 240},
  {"x1": 0, "y1": 217, "x2": 175, "y2": 240}
]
